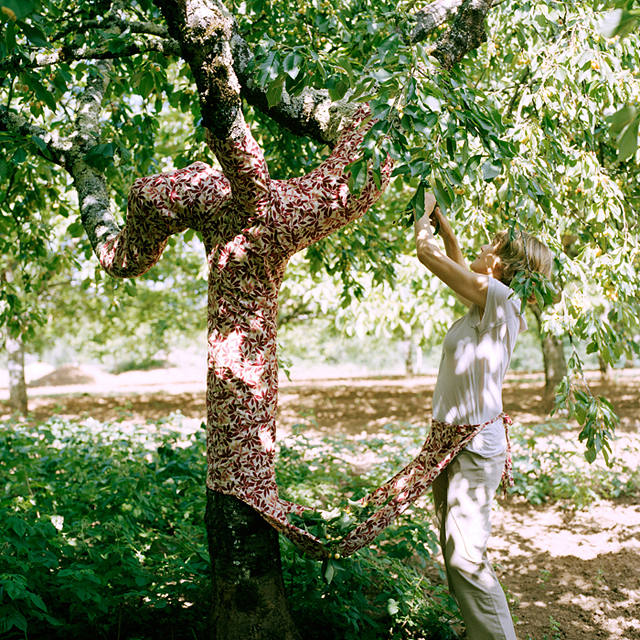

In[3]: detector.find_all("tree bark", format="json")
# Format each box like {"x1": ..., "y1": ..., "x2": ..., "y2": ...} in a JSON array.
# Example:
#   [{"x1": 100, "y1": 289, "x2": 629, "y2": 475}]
[
  {"x1": 205, "y1": 490, "x2": 301, "y2": 640},
  {"x1": 531, "y1": 306, "x2": 567, "y2": 400},
  {"x1": 405, "y1": 339, "x2": 415, "y2": 377},
  {"x1": 6, "y1": 334, "x2": 28, "y2": 416}
]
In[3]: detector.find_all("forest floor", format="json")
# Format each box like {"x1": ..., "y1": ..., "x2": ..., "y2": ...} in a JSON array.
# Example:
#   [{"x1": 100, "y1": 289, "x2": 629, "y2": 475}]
[{"x1": 1, "y1": 366, "x2": 639, "y2": 640}]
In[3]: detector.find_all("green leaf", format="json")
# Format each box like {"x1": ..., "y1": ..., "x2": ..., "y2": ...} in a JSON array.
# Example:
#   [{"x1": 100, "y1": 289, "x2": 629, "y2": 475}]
[
  {"x1": 370, "y1": 69, "x2": 392, "y2": 83},
  {"x1": 27, "y1": 592, "x2": 48, "y2": 612},
  {"x1": 259, "y1": 51, "x2": 278, "y2": 87},
  {"x1": 138, "y1": 72, "x2": 155, "y2": 99},
  {"x1": 328, "y1": 78, "x2": 349, "y2": 101},
  {"x1": 337, "y1": 57, "x2": 354, "y2": 83},
  {"x1": 432, "y1": 179, "x2": 451, "y2": 212},
  {"x1": 31, "y1": 134, "x2": 48, "y2": 152},
  {"x1": 11, "y1": 519, "x2": 27, "y2": 537},
  {"x1": 266, "y1": 76, "x2": 285, "y2": 108},
  {"x1": 4, "y1": 17, "x2": 15, "y2": 52},
  {"x1": 0, "y1": 0, "x2": 36, "y2": 21},
  {"x1": 4, "y1": 609, "x2": 27, "y2": 632},
  {"x1": 11, "y1": 147, "x2": 27, "y2": 164},
  {"x1": 584, "y1": 447, "x2": 597, "y2": 464},
  {"x1": 481, "y1": 158, "x2": 502, "y2": 182},
  {"x1": 68, "y1": 221, "x2": 84, "y2": 238},
  {"x1": 348, "y1": 157, "x2": 368, "y2": 194},
  {"x1": 599, "y1": 9, "x2": 640, "y2": 39},
  {"x1": 283, "y1": 52, "x2": 303, "y2": 79},
  {"x1": 413, "y1": 181, "x2": 426, "y2": 218},
  {"x1": 27, "y1": 75, "x2": 57, "y2": 111},
  {"x1": 617, "y1": 116, "x2": 639, "y2": 162},
  {"x1": 608, "y1": 105, "x2": 637, "y2": 136},
  {"x1": 108, "y1": 37, "x2": 127, "y2": 54},
  {"x1": 324, "y1": 560, "x2": 335, "y2": 584},
  {"x1": 17, "y1": 20, "x2": 50, "y2": 47}
]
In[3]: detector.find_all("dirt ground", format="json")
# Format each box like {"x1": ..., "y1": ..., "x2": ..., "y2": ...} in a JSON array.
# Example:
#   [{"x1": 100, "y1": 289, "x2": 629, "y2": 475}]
[{"x1": 2, "y1": 366, "x2": 639, "y2": 640}]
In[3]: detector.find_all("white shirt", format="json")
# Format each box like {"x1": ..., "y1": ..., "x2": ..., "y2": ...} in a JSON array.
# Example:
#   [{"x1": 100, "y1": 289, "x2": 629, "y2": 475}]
[{"x1": 432, "y1": 278, "x2": 527, "y2": 456}]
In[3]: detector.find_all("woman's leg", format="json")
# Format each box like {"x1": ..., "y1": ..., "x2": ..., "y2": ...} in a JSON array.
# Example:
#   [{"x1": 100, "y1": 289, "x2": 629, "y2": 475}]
[{"x1": 432, "y1": 449, "x2": 516, "y2": 640}]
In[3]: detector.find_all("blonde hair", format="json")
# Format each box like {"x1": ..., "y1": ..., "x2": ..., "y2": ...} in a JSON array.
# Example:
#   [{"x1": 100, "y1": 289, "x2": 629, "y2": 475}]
[{"x1": 492, "y1": 230, "x2": 553, "y2": 286}]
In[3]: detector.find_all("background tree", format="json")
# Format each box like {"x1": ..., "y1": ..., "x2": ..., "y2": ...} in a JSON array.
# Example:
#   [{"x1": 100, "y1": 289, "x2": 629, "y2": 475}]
[{"x1": 2, "y1": 0, "x2": 640, "y2": 638}]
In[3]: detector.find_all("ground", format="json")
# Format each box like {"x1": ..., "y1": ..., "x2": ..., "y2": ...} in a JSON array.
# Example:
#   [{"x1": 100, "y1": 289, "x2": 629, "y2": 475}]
[{"x1": 1, "y1": 366, "x2": 639, "y2": 640}]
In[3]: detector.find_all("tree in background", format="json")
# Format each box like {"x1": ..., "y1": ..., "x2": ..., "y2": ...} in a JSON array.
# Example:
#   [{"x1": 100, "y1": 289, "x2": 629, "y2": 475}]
[{"x1": 2, "y1": 0, "x2": 640, "y2": 637}]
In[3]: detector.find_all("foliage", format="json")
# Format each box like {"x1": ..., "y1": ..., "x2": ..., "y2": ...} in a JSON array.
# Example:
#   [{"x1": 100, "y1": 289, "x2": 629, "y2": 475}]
[
  {"x1": 0, "y1": 0, "x2": 638, "y2": 459},
  {"x1": 0, "y1": 413, "x2": 210, "y2": 639},
  {"x1": 2, "y1": 408, "x2": 639, "y2": 638},
  {"x1": 510, "y1": 419, "x2": 640, "y2": 508},
  {"x1": 277, "y1": 423, "x2": 462, "y2": 640}
]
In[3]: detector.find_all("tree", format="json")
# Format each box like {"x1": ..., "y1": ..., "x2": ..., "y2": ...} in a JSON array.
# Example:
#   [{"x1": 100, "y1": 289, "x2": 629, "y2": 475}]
[
  {"x1": 2, "y1": 0, "x2": 640, "y2": 637},
  {"x1": 531, "y1": 303, "x2": 567, "y2": 401}
]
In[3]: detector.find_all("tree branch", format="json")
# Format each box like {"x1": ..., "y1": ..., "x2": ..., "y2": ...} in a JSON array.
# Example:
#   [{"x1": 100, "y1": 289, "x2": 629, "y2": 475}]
[
  {"x1": 68, "y1": 62, "x2": 122, "y2": 255},
  {"x1": 53, "y1": 16, "x2": 171, "y2": 42},
  {"x1": 235, "y1": 0, "x2": 496, "y2": 141},
  {"x1": 0, "y1": 107, "x2": 70, "y2": 167},
  {"x1": 0, "y1": 34, "x2": 181, "y2": 72},
  {"x1": 231, "y1": 32, "x2": 342, "y2": 144},
  {"x1": 1, "y1": 0, "x2": 496, "y2": 152},
  {"x1": 154, "y1": 0, "x2": 245, "y2": 140},
  {"x1": 409, "y1": 0, "x2": 466, "y2": 44},
  {"x1": 430, "y1": 0, "x2": 494, "y2": 71}
]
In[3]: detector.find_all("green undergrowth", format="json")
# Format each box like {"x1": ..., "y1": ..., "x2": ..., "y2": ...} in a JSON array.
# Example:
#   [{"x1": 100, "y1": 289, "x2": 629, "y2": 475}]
[
  {"x1": 509, "y1": 420, "x2": 640, "y2": 508},
  {"x1": 276, "y1": 425, "x2": 460, "y2": 640},
  {"x1": 1, "y1": 413, "x2": 638, "y2": 640},
  {"x1": 0, "y1": 414, "x2": 210, "y2": 640}
]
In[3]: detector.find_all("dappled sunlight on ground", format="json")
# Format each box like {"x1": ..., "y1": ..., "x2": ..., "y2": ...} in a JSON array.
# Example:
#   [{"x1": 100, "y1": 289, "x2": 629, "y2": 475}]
[{"x1": 1, "y1": 366, "x2": 639, "y2": 639}]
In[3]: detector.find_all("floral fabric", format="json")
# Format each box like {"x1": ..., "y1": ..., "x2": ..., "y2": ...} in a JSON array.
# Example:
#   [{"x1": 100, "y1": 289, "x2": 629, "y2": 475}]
[
  {"x1": 98, "y1": 106, "x2": 394, "y2": 558},
  {"x1": 95, "y1": 106, "x2": 517, "y2": 560},
  {"x1": 337, "y1": 413, "x2": 513, "y2": 557}
]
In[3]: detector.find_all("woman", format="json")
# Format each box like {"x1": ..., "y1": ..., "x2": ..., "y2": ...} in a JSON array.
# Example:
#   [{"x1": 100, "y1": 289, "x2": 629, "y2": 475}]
[{"x1": 415, "y1": 194, "x2": 552, "y2": 640}]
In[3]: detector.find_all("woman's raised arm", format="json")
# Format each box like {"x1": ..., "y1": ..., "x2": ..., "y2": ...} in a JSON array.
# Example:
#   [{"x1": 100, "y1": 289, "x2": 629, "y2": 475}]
[{"x1": 415, "y1": 202, "x2": 490, "y2": 309}]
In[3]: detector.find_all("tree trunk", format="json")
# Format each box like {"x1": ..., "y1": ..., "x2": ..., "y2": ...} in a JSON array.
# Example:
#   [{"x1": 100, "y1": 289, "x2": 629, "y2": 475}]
[
  {"x1": 405, "y1": 339, "x2": 414, "y2": 377},
  {"x1": 205, "y1": 489, "x2": 301, "y2": 640},
  {"x1": 541, "y1": 332, "x2": 567, "y2": 398},
  {"x1": 531, "y1": 306, "x2": 567, "y2": 400},
  {"x1": 598, "y1": 354, "x2": 613, "y2": 383},
  {"x1": 6, "y1": 334, "x2": 28, "y2": 416}
]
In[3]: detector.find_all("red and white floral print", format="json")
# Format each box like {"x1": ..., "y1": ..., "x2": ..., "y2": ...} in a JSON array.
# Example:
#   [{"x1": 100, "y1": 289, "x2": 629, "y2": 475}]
[
  {"x1": 98, "y1": 107, "x2": 387, "y2": 558},
  {"x1": 337, "y1": 414, "x2": 513, "y2": 557},
  {"x1": 97, "y1": 104, "x2": 512, "y2": 559}
]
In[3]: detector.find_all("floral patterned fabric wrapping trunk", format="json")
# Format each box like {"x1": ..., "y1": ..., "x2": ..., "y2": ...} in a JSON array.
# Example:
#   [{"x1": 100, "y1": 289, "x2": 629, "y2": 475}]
[{"x1": 95, "y1": 104, "x2": 510, "y2": 559}]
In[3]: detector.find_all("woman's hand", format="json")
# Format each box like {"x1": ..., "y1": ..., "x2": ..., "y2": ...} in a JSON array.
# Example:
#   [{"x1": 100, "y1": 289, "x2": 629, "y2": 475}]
[
  {"x1": 430, "y1": 206, "x2": 453, "y2": 238},
  {"x1": 429, "y1": 205, "x2": 443, "y2": 236},
  {"x1": 424, "y1": 192, "x2": 437, "y2": 217}
]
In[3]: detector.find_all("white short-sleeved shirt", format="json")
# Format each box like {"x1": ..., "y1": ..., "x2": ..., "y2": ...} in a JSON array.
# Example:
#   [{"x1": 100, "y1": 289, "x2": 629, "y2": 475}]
[{"x1": 432, "y1": 278, "x2": 527, "y2": 457}]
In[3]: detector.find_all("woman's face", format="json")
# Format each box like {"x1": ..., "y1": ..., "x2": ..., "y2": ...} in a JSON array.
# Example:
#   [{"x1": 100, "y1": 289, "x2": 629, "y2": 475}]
[{"x1": 470, "y1": 242, "x2": 503, "y2": 279}]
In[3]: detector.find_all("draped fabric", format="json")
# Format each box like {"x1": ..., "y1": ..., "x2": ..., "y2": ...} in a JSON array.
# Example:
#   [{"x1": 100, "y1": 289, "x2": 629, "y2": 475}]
[
  {"x1": 336, "y1": 414, "x2": 513, "y2": 557},
  {"x1": 96, "y1": 103, "x2": 513, "y2": 559},
  {"x1": 97, "y1": 106, "x2": 390, "y2": 559}
]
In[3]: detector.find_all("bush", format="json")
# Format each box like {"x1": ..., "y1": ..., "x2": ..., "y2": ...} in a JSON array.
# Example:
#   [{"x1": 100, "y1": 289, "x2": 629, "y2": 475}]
[
  {"x1": 0, "y1": 414, "x2": 209, "y2": 639},
  {"x1": 510, "y1": 420, "x2": 640, "y2": 508},
  {"x1": 4, "y1": 411, "x2": 637, "y2": 639}
]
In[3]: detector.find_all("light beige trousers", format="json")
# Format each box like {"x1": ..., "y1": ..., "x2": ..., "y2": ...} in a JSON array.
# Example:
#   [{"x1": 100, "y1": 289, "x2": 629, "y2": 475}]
[{"x1": 432, "y1": 449, "x2": 517, "y2": 640}]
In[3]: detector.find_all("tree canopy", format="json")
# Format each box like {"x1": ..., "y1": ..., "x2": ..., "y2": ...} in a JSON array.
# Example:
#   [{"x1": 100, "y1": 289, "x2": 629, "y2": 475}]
[{"x1": 0, "y1": 0, "x2": 638, "y2": 461}]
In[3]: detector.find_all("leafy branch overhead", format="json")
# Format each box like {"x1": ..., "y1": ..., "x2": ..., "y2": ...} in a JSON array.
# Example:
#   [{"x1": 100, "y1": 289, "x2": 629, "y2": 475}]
[
  {"x1": 1, "y1": 0, "x2": 639, "y2": 471},
  {"x1": 0, "y1": 0, "x2": 494, "y2": 144}
]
